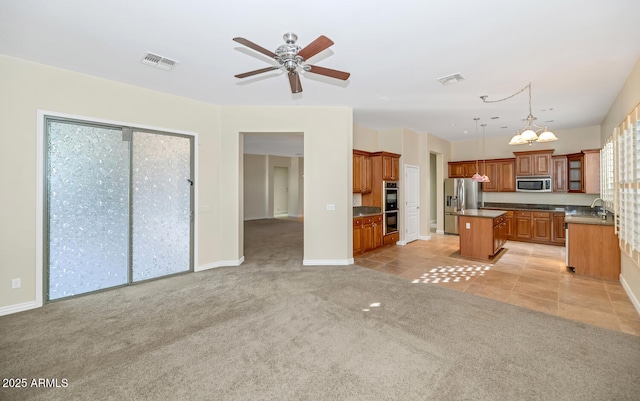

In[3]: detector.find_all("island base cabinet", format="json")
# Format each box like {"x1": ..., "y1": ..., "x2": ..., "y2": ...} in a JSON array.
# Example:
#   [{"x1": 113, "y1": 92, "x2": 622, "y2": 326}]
[
  {"x1": 459, "y1": 215, "x2": 505, "y2": 260},
  {"x1": 567, "y1": 223, "x2": 620, "y2": 280}
]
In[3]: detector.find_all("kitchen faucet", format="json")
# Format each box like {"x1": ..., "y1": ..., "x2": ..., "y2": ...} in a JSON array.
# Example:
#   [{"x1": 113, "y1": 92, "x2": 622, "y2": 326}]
[{"x1": 590, "y1": 198, "x2": 607, "y2": 219}]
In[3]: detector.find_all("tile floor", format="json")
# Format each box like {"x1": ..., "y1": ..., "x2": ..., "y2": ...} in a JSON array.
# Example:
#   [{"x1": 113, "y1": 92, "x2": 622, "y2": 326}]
[{"x1": 355, "y1": 233, "x2": 640, "y2": 336}]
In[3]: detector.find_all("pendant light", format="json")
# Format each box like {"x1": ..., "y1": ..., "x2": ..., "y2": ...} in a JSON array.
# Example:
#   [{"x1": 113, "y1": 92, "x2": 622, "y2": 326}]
[
  {"x1": 471, "y1": 118, "x2": 484, "y2": 182},
  {"x1": 480, "y1": 124, "x2": 490, "y2": 182}
]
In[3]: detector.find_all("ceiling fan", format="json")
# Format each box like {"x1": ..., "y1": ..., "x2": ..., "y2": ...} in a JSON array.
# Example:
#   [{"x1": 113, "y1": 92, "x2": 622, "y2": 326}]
[{"x1": 233, "y1": 32, "x2": 350, "y2": 94}]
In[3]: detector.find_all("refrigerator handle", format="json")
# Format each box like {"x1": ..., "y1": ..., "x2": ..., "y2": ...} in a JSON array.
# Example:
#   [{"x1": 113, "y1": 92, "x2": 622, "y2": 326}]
[{"x1": 457, "y1": 180, "x2": 465, "y2": 211}]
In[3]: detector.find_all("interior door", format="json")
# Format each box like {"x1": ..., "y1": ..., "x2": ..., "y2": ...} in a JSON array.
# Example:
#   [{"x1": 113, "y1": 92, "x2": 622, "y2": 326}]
[{"x1": 405, "y1": 165, "x2": 420, "y2": 243}]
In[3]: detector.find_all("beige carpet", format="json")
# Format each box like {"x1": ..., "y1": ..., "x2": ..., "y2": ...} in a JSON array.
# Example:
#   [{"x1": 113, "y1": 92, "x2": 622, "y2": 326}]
[{"x1": 1, "y1": 218, "x2": 639, "y2": 400}]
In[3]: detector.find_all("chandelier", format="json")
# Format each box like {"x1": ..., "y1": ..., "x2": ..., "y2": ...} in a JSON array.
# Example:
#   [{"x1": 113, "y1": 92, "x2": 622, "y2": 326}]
[{"x1": 480, "y1": 82, "x2": 558, "y2": 145}]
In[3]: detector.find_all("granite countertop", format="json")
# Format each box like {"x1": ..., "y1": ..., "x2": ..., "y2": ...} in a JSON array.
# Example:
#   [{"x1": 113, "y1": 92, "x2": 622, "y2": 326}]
[
  {"x1": 565, "y1": 214, "x2": 615, "y2": 226},
  {"x1": 482, "y1": 203, "x2": 567, "y2": 212},
  {"x1": 451, "y1": 209, "x2": 506, "y2": 218}
]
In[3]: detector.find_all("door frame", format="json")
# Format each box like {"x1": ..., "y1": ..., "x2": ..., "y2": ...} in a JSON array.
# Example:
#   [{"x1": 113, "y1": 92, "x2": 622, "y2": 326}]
[
  {"x1": 404, "y1": 164, "x2": 420, "y2": 243},
  {"x1": 36, "y1": 110, "x2": 199, "y2": 307}
]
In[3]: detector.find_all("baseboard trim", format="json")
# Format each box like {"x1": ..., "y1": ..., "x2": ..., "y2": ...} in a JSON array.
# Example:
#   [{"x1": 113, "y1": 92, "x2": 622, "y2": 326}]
[
  {"x1": 303, "y1": 258, "x2": 352, "y2": 266},
  {"x1": 0, "y1": 301, "x2": 39, "y2": 316},
  {"x1": 196, "y1": 256, "x2": 245, "y2": 272},
  {"x1": 620, "y1": 274, "x2": 640, "y2": 315},
  {"x1": 436, "y1": 229, "x2": 445, "y2": 235},
  {"x1": 419, "y1": 235, "x2": 432, "y2": 241}
]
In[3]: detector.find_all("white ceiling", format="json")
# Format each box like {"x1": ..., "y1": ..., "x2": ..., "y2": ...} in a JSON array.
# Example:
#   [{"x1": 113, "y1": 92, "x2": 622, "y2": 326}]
[{"x1": 2, "y1": 0, "x2": 639, "y2": 156}]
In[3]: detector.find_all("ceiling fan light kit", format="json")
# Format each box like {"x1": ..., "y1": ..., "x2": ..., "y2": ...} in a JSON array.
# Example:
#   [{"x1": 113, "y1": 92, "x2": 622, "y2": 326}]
[
  {"x1": 233, "y1": 32, "x2": 351, "y2": 94},
  {"x1": 481, "y1": 82, "x2": 558, "y2": 146}
]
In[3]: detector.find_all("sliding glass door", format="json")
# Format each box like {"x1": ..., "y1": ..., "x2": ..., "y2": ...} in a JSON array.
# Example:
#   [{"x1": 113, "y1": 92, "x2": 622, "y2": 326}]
[{"x1": 45, "y1": 118, "x2": 193, "y2": 301}]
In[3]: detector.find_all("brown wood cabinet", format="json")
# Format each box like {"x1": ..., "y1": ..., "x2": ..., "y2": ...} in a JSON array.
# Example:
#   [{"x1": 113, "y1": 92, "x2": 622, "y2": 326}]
[
  {"x1": 382, "y1": 155, "x2": 400, "y2": 181},
  {"x1": 513, "y1": 150, "x2": 554, "y2": 176},
  {"x1": 582, "y1": 149, "x2": 601, "y2": 194},
  {"x1": 567, "y1": 223, "x2": 620, "y2": 280},
  {"x1": 552, "y1": 213, "x2": 566, "y2": 244},
  {"x1": 514, "y1": 211, "x2": 532, "y2": 240},
  {"x1": 566, "y1": 153, "x2": 584, "y2": 193},
  {"x1": 353, "y1": 150, "x2": 372, "y2": 194},
  {"x1": 459, "y1": 214, "x2": 507, "y2": 260},
  {"x1": 504, "y1": 211, "x2": 514, "y2": 240},
  {"x1": 552, "y1": 155, "x2": 568, "y2": 192},
  {"x1": 482, "y1": 159, "x2": 515, "y2": 192},
  {"x1": 565, "y1": 149, "x2": 601, "y2": 194},
  {"x1": 531, "y1": 212, "x2": 551, "y2": 242},
  {"x1": 353, "y1": 214, "x2": 383, "y2": 256},
  {"x1": 448, "y1": 161, "x2": 477, "y2": 178}
]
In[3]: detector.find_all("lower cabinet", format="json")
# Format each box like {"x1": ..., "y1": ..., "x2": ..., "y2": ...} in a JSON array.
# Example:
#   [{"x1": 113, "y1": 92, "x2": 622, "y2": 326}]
[
  {"x1": 514, "y1": 211, "x2": 532, "y2": 240},
  {"x1": 568, "y1": 223, "x2": 620, "y2": 279},
  {"x1": 531, "y1": 212, "x2": 551, "y2": 242},
  {"x1": 500, "y1": 209, "x2": 565, "y2": 246},
  {"x1": 353, "y1": 214, "x2": 384, "y2": 256},
  {"x1": 552, "y1": 213, "x2": 566, "y2": 244}
]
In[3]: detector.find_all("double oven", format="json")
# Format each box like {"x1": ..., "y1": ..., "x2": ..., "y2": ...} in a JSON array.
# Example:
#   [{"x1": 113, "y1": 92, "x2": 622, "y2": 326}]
[{"x1": 383, "y1": 181, "x2": 399, "y2": 235}]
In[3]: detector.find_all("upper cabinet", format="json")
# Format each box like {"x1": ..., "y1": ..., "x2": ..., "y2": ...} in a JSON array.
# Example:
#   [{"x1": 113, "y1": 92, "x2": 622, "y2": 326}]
[
  {"x1": 382, "y1": 154, "x2": 400, "y2": 181},
  {"x1": 552, "y1": 155, "x2": 568, "y2": 193},
  {"x1": 563, "y1": 149, "x2": 601, "y2": 194},
  {"x1": 353, "y1": 150, "x2": 372, "y2": 193},
  {"x1": 513, "y1": 149, "x2": 554, "y2": 176},
  {"x1": 448, "y1": 161, "x2": 477, "y2": 178},
  {"x1": 582, "y1": 149, "x2": 601, "y2": 194},
  {"x1": 482, "y1": 159, "x2": 515, "y2": 192}
]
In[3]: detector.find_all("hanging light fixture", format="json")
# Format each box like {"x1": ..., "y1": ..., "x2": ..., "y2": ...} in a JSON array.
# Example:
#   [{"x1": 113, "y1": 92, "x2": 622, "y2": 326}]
[
  {"x1": 471, "y1": 118, "x2": 490, "y2": 183},
  {"x1": 480, "y1": 82, "x2": 558, "y2": 145},
  {"x1": 480, "y1": 124, "x2": 490, "y2": 182}
]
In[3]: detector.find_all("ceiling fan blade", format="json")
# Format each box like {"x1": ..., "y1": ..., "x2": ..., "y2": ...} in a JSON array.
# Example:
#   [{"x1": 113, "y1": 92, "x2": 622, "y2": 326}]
[
  {"x1": 297, "y1": 35, "x2": 334, "y2": 60},
  {"x1": 306, "y1": 65, "x2": 350, "y2": 80},
  {"x1": 235, "y1": 66, "x2": 279, "y2": 79},
  {"x1": 233, "y1": 37, "x2": 277, "y2": 59},
  {"x1": 288, "y1": 71, "x2": 303, "y2": 94}
]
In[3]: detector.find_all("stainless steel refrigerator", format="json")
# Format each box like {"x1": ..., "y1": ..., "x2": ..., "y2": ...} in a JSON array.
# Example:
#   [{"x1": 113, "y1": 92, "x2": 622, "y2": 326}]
[{"x1": 444, "y1": 178, "x2": 483, "y2": 235}]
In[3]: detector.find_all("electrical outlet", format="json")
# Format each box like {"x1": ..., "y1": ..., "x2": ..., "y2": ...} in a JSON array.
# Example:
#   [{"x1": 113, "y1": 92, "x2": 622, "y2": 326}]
[
  {"x1": 465, "y1": 222, "x2": 471, "y2": 229},
  {"x1": 11, "y1": 278, "x2": 21, "y2": 289}
]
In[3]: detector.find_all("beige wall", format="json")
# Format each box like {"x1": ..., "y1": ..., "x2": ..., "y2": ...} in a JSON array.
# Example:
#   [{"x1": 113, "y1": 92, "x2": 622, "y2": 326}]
[
  {"x1": 288, "y1": 157, "x2": 304, "y2": 218},
  {"x1": 243, "y1": 154, "x2": 268, "y2": 220},
  {"x1": 0, "y1": 55, "x2": 222, "y2": 311},
  {"x1": 600, "y1": 57, "x2": 640, "y2": 311},
  {"x1": 0, "y1": 55, "x2": 353, "y2": 313},
  {"x1": 221, "y1": 106, "x2": 353, "y2": 264},
  {"x1": 353, "y1": 124, "x2": 378, "y2": 151},
  {"x1": 427, "y1": 133, "x2": 451, "y2": 233}
]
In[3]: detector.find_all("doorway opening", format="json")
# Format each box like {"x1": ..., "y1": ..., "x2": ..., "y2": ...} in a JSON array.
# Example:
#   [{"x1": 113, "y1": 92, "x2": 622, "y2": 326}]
[{"x1": 241, "y1": 132, "x2": 304, "y2": 261}]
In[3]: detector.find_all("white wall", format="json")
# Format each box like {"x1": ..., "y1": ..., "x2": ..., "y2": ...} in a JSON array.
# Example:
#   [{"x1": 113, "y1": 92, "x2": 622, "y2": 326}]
[
  {"x1": 427, "y1": 133, "x2": 452, "y2": 233},
  {"x1": 243, "y1": 154, "x2": 268, "y2": 220}
]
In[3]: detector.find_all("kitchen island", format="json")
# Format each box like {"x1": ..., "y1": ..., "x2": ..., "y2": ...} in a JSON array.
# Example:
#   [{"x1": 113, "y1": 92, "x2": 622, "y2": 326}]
[{"x1": 454, "y1": 209, "x2": 507, "y2": 260}]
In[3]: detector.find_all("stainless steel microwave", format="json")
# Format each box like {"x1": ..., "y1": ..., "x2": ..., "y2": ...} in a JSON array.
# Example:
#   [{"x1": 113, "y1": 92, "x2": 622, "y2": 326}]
[{"x1": 516, "y1": 176, "x2": 552, "y2": 192}]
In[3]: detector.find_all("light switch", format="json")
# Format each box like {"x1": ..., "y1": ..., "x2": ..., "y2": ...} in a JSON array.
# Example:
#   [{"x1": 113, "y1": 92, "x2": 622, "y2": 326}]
[
  {"x1": 465, "y1": 222, "x2": 471, "y2": 229},
  {"x1": 326, "y1": 204, "x2": 335, "y2": 211}
]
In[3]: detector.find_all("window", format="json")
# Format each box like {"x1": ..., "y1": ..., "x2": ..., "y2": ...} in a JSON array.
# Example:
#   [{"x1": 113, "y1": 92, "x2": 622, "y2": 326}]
[{"x1": 610, "y1": 106, "x2": 640, "y2": 264}]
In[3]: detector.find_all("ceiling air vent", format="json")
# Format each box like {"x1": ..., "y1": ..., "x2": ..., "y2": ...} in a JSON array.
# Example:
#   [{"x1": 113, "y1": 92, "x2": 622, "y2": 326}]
[
  {"x1": 141, "y1": 52, "x2": 178, "y2": 71},
  {"x1": 437, "y1": 73, "x2": 465, "y2": 85}
]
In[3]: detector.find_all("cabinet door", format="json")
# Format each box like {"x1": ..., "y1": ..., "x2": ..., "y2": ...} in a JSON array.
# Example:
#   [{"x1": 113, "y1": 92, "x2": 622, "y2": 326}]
[
  {"x1": 583, "y1": 150, "x2": 600, "y2": 194},
  {"x1": 533, "y1": 153, "x2": 551, "y2": 175},
  {"x1": 464, "y1": 162, "x2": 477, "y2": 178},
  {"x1": 353, "y1": 222, "x2": 363, "y2": 255},
  {"x1": 567, "y1": 154, "x2": 584, "y2": 192},
  {"x1": 482, "y1": 162, "x2": 498, "y2": 192},
  {"x1": 515, "y1": 154, "x2": 533, "y2": 176},
  {"x1": 392, "y1": 157, "x2": 400, "y2": 181},
  {"x1": 353, "y1": 154, "x2": 363, "y2": 193},
  {"x1": 493, "y1": 223, "x2": 500, "y2": 254},
  {"x1": 448, "y1": 163, "x2": 465, "y2": 178},
  {"x1": 552, "y1": 213, "x2": 566, "y2": 244},
  {"x1": 552, "y1": 156, "x2": 567, "y2": 192},
  {"x1": 504, "y1": 212, "x2": 514, "y2": 239},
  {"x1": 382, "y1": 156, "x2": 393, "y2": 180},
  {"x1": 499, "y1": 161, "x2": 516, "y2": 191},
  {"x1": 373, "y1": 222, "x2": 383, "y2": 248},
  {"x1": 362, "y1": 156, "x2": 372, "y2": 193},
  {"x1": 362, "y1": 223, "x2": 374, "y2": 252},
  {"x1": 532, "y1": 212, "x2": 551, "y2": 242},
  {"x1": 514, "y1": 212, "x2": 532, "y2": 239}
]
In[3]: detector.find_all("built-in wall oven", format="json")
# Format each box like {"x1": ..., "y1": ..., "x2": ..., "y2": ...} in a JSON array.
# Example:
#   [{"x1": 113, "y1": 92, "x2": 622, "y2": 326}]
[{"x1": 383, "y1": 181, "x2": 399, "y2": 235}]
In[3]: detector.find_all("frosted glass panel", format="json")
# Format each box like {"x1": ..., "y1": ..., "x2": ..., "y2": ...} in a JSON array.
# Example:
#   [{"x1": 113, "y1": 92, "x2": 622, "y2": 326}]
[
  {"x1": 131, "y1": 132, "x2": 191, "y2": 281},
  {"x1": 47, "y1": 121, "x2": 130, "y2": 300}
]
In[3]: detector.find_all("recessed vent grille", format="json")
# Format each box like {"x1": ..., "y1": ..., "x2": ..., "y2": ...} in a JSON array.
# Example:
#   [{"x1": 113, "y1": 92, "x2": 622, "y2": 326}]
[
  {"x1": 437, "y1": 73, "x2": 465, "y2": 85},
  {"x1": 141, "y1": 52, "x2": 178, "y2": 71}
]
